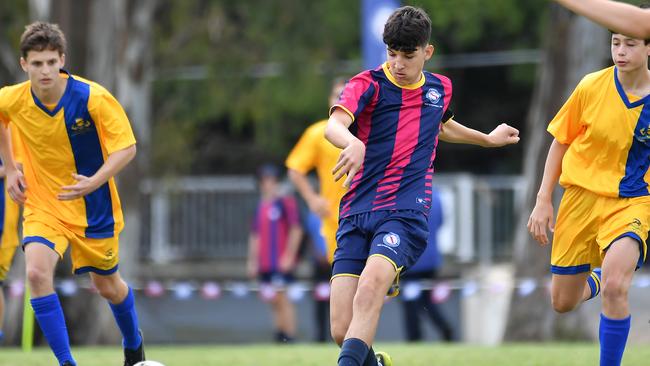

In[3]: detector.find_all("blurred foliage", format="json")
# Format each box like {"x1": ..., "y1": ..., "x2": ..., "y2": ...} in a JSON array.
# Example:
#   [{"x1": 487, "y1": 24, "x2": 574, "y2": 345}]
[
  {"x1": 154, "y1": 0, "x2": 547, "y2": 175},
  {"x1": 0, "y1": 0, "x2": 29, "y2": 82}
]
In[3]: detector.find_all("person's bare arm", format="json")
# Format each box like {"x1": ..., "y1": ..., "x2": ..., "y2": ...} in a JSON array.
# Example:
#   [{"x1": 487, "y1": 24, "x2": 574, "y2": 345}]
[
  {"x1": 58, "y1": 144, "x2": 136, "y2": 200},
  {"x1": 527, "y1": 139, "x2": 570, "y2": 245},
  {"x1": 555, "y1": 0, "x2": 650, "y2": 39},
  {"x1": 288, "y1": 169, "x2": 331, "y2": 218},
  {"x1": 325, "y1": 109, "x2": 366, "y2": 188},
  {"x1": 439, "y1": 119, "x2": 520, "y2": 147}
]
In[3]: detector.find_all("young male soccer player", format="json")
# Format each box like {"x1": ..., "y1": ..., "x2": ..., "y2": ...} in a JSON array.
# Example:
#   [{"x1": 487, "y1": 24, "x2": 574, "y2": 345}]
[
  {"x1": 528, "y1": 22, "x2": 650, "y2": 366},
  {"x1": 0, "y1": 22, "x2": 145, "y2": 366},
  {"x1": 0, "y1": 127, "x2": 22, "y2": 344},
  {"x1": 555, "y1": 0, "x2": 650, "y2": 39},
  {"x1": 248, "y1": 164, "x2": 303, "y2": 343},
  {"x1": 325, "y1": 6, "x2": 519, "y2": 366},
  {"x1": 285, "y1": 78, "x2": 347, "y2": 342}
]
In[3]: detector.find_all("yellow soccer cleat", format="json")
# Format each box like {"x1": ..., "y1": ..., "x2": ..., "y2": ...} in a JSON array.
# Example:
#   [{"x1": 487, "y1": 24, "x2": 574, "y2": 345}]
[{"x1": 375, "y1": 351, "x2": 393, "y2": 366}]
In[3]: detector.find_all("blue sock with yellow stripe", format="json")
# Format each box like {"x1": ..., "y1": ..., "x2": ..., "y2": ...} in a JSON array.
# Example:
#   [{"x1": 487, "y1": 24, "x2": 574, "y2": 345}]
[
  {"x1": 109, "y1": 287, "x2": 142, "y2": 350},
  {"x1": 31, "y1": 293, "x2": 76, "y2": 366},
  {"x1": 586, "y1": 268, "x2": 602, "y2": 300},
  {"x1": 599, "y1": 313, "x2": 630, "y2": 366}
]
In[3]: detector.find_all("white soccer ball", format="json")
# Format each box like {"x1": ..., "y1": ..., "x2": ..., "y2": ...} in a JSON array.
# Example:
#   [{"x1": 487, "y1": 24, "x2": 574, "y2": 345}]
[{"x1": 133, "y1": 362, "x2": 166, "y2": 366}]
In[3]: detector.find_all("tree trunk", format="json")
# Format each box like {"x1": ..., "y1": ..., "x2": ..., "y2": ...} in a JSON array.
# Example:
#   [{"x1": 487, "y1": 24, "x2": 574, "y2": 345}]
[{"x1": 504, "y1": 5, "x2": 609, "y2": 341}]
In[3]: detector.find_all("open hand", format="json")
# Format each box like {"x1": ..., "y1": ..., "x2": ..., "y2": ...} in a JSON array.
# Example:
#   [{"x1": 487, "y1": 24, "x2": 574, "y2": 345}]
[
  {"x1": 332, "y1": 139, "x2": 365, "y2": 188},
  {"x1": 58, "y1": 173, "x2": 100, "y2": 200},
  {"x1": 527, "y1": 199, "x2": 555, "y2": 245}
]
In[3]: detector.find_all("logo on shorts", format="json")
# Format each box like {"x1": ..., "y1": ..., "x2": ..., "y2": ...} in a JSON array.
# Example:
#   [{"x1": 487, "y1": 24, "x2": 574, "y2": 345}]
[
  {"x1": 382, "y1": 232, "x2": 401, "y2": 248},
  {"x1": 630, "y1": 218, "x2": 642, "y2": 233}
]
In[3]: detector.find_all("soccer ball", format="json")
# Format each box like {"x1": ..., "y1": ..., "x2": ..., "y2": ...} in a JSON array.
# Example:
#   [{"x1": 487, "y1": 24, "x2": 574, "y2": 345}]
[{"x1": 133, "y1": 362, "x2": 165, "y2": 366}]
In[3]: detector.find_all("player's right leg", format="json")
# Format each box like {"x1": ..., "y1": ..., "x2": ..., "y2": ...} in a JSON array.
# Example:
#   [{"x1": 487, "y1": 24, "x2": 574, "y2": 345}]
[
  {"x1": 550, "y1": 186, "x2": 602, "y2": 313},
  {"x1": 24, "y1": 234, "x2": 76, "y2": 366}
]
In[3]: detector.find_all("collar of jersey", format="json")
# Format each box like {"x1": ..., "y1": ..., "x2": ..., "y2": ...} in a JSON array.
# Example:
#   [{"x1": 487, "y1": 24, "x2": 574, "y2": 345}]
[
  {"x1": 31, "y1": 69, "x2": 73, "y2": 117},
  {"x1": 613, "y1": 67, "x2": 650, "y2": 109},
  {"x1": 382, "y1": 62, "x2": 425, "y2": 90}
]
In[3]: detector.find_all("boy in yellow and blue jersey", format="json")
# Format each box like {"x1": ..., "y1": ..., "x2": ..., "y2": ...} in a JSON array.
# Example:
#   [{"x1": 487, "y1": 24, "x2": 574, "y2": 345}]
[
  {"x1": 0, "y1": 126, "x2": 23, "y2": 344},
  {"x1": 0, "y1": 22, "x2": 144, "y2": 366},
  {"x1": 285, "y1": 78, "x2": 347, "y2": 342},
  {"x1": 529, "y1": 14, "x2": 650, "y2": 365}
]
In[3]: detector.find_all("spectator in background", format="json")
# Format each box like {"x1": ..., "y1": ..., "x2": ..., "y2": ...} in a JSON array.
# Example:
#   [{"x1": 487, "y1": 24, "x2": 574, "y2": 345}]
[
  {"x1": 285, "y1": 78, "x2": 347, "y2": 342},
  {"x1": 247, "y1": 164, "x2": 303, "y2": 343},
  {"x1": 399, "y1": 188, "x2": 454, "y2": 342}
]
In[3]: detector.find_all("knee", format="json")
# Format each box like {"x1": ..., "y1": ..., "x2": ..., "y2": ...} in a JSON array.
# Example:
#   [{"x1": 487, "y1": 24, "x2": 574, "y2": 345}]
[
  {"x1": 353, "y1": 279, "x2": 385, "y2": 311},
  {"x1": 93, "y1": 278, "x2": 125, "y2": 302},
  {"x1": 601, "y1": 275, "x2": 628, "y2": 303},
  {"x1": 551, "y1": 294, "x2": 577, "y2": 314},
  {"x1": 26, "y1": 266, "x2": 52, "y2": 291}
]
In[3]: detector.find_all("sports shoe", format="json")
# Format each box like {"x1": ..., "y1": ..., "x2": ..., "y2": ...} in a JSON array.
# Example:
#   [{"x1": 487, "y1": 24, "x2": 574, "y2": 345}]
[
  {"x1": 62, "y1": 362, "x2": 75, "y2": 366},
  {"x1": 376, "y1": 351, "x2": 393, "y2": 366},
  {"x1": 123, "y1": 330, "x2": 145, "y2": 366}
]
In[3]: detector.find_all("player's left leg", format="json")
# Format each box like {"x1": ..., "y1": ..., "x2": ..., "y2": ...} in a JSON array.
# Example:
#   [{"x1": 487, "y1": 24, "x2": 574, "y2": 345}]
[
  {"x1": 271, "y1": 290, "x2": 296, "y2": 342},
  {"x1": 90, "y1": 271, "x2": 145, "y2": 366},
  {"x1": 338, "y1": 256, "x2": 395, "y2": 366},
  {"x1": 599, "y1": 237, "x2": 639, "y2": 366}
]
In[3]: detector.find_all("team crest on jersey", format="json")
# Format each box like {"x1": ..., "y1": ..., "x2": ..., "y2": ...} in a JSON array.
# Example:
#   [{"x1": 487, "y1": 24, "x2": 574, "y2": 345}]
[
  {"x1": 70, "y1": 118, "x2": 92, "y2": 135},
  {"x1": 425, "y1": 88, "x2": 442, "y2": 105},
  {"x1": 635, "y1": 126, "x2": 650, "y2": 146},
  {"x1": 382, "y1": 232, "x2": 401, "y2": 247}
]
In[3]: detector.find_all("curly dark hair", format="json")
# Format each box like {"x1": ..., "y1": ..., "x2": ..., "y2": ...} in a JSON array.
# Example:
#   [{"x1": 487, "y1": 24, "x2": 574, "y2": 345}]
[{"x1": 382, "y1": 6, "x2": 432, "y2": 52}]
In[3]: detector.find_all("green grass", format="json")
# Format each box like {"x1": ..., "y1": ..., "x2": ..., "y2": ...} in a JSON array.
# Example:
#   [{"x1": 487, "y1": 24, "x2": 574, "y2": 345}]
[{"x1": 1, "y1": 343, "x2": 649, "y2": 366}]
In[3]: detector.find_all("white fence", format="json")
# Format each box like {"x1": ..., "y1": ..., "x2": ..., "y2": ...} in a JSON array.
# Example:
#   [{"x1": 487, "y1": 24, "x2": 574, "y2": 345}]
[{"x1": 139, "y1": 174, "x2": 526, "y2": 264}]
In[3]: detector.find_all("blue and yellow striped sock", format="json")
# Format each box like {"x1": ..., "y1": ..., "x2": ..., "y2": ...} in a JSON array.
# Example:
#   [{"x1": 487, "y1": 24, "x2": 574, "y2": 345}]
[{"x1": 586, "y1": 268, "x2": 602, "y2": 300}]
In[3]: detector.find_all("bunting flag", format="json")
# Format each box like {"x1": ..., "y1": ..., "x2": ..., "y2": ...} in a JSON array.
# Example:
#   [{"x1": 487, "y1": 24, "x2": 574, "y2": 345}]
[{"x1": 4, "y1": 273, "x2": 650, "y2": 305}]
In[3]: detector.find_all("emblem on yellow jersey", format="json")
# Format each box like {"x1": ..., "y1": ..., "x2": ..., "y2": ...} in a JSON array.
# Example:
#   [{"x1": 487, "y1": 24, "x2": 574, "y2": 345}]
[{"x1": 71, "y1": 118, "x2": 92, "y2": 135}]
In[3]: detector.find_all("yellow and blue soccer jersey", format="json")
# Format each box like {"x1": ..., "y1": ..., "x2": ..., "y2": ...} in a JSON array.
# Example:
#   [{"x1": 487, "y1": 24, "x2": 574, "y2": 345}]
[
  {"x1": 0, "y1": 70, "x2": 136, "y2": 239},
  {"x1": 285, "y1": 120, "x2": 347, "y2": 262},
  {"x1": 548, "y1": 66, "x2": 650, "y2": 197}
]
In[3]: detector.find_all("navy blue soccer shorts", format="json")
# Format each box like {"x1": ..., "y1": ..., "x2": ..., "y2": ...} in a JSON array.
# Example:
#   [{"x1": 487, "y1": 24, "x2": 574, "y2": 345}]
[{"x1": 332, "y1": 209, "x2": 429, "y2": 279}]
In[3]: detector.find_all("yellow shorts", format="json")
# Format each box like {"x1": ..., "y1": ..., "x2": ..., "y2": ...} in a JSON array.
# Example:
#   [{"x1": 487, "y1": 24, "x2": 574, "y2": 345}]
[
  {"x1": 551, "y1": 186, "x2": 650, "y2": 274},
  {"x1": 0, "y1": 191, "x2": 21, "y2": 282},
  {"x1": 23, "y1": 215, "x2": 119, "y2": 275}
]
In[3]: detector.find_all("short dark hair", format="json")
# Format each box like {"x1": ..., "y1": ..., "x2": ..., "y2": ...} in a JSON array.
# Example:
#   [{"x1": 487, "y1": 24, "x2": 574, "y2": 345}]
[
  {"x1": 382, "y1": 6, "x2": 432, "y2": 53},
  {"x1": 20, "y1": 21, "x2": 66, "y2": 59}
]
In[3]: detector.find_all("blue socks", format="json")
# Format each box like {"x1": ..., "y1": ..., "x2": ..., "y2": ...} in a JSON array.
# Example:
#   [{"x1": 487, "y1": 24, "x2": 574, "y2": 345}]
[
  {"x1": 31, "y1": 293, "x2": 76, "y2": 366},
  {"x1": 0, "y1": 330, "x2": 4, "y2": 343},
  {"x1": 109, "y1": 287, "x2": 142, "y2": 350},
  {"x1": 339, "y1": 338, "x2": 370, "y2": 366},
  {"x1": 599, "y1": 313, "x2": 630, "y2": 366},
  {"x1": 586, "y1": 268, "x2": 602, "y2": 300}
]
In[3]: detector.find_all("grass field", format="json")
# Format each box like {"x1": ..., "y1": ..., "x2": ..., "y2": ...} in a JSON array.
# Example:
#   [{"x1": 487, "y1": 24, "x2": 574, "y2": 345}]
[{"x1": 2, "y1": 343, "x2": 650, "y2": 366}]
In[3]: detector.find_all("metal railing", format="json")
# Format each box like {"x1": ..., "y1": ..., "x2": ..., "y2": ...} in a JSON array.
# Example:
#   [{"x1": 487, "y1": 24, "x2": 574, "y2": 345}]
[{"x1": 139, "y1": 174, "x2": 526, "y2": 264}]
